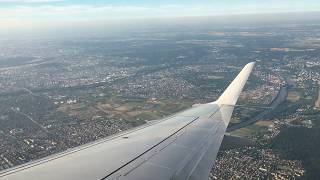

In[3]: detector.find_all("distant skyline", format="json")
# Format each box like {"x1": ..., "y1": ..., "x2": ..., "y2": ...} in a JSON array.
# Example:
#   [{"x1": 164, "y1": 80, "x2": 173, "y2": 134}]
[{"x1": 0, "y1": 0, "x2": 320, "y2": 35}]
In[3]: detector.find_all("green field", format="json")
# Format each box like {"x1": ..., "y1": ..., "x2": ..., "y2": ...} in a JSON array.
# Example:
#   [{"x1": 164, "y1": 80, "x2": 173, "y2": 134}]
[
  {"x1": 230, "y1": 120, "x2": 273, "y2": 138},
  {"x1": 287, "y1": 91, "x2": 301, "y2": 102}
]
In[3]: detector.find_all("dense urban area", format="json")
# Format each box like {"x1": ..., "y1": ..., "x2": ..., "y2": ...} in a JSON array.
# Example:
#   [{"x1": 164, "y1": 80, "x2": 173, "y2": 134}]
[{"x1": 0, "y1": 22, "x2": 320, "y2": 179}]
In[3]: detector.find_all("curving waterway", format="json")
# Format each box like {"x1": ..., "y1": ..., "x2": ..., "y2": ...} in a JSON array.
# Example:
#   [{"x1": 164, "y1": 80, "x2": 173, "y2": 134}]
[{"x1": 227, "y1": 83, "x2": 289, "y2": 132}]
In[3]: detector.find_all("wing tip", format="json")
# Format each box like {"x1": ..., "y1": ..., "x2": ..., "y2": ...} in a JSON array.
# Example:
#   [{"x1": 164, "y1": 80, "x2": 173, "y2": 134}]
[
  {"x1": 245, "y1": 61, "x2": 255, "y2": 70},
  {"x1": 213, "y1": 61, "x2": 255, "y2": 105}
]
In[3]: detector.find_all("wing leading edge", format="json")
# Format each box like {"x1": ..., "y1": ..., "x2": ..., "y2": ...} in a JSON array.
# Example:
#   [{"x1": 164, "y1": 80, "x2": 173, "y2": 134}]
[{"x1": 0, "y1": 62, "x2": 255, "y2": 180}]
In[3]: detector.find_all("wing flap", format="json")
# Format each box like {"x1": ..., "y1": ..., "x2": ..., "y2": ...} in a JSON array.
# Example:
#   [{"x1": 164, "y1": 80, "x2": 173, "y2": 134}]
[{"x1": 107, "y1": 105, "x2": 222, "y2": 180}]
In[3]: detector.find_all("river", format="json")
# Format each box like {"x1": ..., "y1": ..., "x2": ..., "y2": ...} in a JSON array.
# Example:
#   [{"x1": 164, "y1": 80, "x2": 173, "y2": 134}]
[{"x1": 227, "y1": 83, "x2": 289, "y2": 132}]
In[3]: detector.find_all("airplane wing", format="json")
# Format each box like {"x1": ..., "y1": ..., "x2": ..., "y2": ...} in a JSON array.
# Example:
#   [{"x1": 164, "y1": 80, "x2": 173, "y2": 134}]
[{"x1": 0, "y1": 62, "x2": 255, "y2": 180}]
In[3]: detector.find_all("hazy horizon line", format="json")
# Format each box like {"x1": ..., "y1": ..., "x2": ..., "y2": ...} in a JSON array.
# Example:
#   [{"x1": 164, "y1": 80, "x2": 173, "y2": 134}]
[{"x1": 1, "y1": 11, "x2": 320, "y2": 39}]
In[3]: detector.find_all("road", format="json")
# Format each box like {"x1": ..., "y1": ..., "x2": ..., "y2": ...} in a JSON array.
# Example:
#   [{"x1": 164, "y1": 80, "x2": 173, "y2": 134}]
[{"x1": 11, "y1": 108, "x2": 49, "y2": 134}]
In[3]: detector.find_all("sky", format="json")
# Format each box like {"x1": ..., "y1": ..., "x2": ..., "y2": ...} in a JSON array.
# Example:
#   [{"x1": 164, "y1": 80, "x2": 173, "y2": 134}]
[{"x1": 0, "y1": 0, "x2": 320, "y2": 35}]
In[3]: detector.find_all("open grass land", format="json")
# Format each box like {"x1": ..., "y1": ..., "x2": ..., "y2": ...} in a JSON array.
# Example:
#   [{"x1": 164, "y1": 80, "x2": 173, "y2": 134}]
[
  {"x1": 230, "y1": 120, "x2": 273, "y2": 138},
  {"x1": 56, "y1": 91, "x2": 194, "y2": 123},
  {"x1": 230, "y1": 117, "x2": 241, "y2": 124},
  {"x1": 287, "y1": 91, "x2": 301, "y2": 102},
  {"x1": 229, "y1": 106, "x2": 262, "y2": 126}
]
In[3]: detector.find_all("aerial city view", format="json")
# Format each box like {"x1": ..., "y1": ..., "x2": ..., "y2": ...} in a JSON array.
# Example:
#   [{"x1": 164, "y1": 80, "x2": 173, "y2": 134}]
[{"x1": 0, "y1": 0, "x2": 320, "y2": 180}]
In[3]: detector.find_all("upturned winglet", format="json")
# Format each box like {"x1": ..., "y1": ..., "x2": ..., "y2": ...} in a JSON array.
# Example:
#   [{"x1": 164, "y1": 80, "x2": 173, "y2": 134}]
[{"x1": 215, "y1": 62, "x2": 255, "y2": 106}]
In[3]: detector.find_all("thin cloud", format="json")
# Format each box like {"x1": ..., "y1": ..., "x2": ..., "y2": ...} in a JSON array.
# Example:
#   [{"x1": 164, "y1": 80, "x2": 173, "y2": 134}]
[
  {"x1": 0, "y1": 5, "x2": 152, "y2": 18},
  {"x1": 0, "y1": 3, "x2": 319, "y2": 20},
  {"x1": 0, "y1": 0, "x2": 63, "y2": 3},
  {"x1": 0, "y1": 5, "x2": 270, "y2": 19}
]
